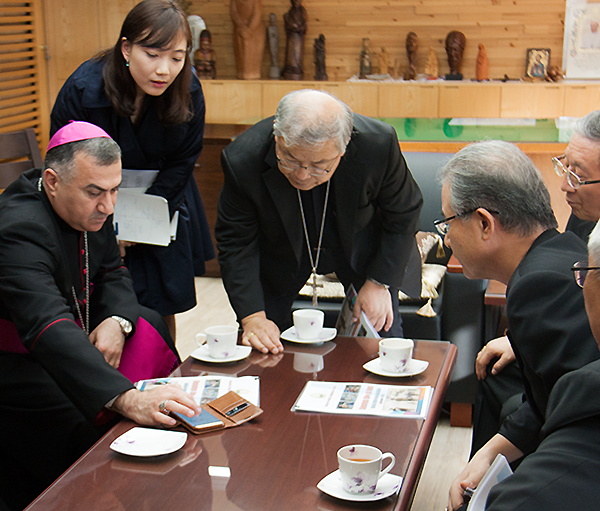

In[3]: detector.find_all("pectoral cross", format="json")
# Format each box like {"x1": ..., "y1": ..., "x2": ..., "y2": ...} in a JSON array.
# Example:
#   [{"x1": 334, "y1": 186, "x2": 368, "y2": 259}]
[{"x1": 306, "y1": 271, "x2": 323, "y2": 306}]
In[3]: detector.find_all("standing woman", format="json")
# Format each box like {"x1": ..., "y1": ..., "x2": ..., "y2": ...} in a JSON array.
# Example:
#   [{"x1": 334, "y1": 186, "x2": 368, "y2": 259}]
[{"x1": 51, "y1": 0, "x2": 215, "y2": 339}]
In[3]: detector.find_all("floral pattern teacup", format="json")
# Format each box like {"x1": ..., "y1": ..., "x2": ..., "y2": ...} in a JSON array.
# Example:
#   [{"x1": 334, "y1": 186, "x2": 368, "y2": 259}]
[
  {"x1": 379, "y1": 338, "x2": 414, "y2": 373},
  {"x1": 337, "y1": 444, "x2": 395, "y2": 494}
]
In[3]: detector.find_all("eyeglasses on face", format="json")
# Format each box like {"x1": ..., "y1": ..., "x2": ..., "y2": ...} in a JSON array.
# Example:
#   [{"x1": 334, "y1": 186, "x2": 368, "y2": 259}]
[
  {"x1": 433, "y1": 208, "x2": 500, "y2": 236},
  {"x1": 552, "y1": 155, "x2": 600, "y2": 190},
  {"x1": 572, "y1": 261, "x2": 600, "y2": 288},
  {"x1": 275, "y1": 154, "x2": 340, "y2": 177}
]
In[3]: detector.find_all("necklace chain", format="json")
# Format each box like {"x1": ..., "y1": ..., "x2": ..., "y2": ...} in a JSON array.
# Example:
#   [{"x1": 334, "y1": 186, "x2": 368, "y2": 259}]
[
  {"x1": 71, "y1": 231, "x2": 90, "y2": 335},
  {"x1": 297, "y1": 181, "x2": 330, "y2": 306}
]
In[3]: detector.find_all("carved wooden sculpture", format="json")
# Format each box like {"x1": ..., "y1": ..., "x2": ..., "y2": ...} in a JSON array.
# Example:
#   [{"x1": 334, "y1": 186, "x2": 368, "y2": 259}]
[
  {"x1": 230, "y1": 0, "x2": 265, "y2": 80},
  {"x1": 404, "y1": 32, "x2": 418, "y2": 80},
  {"x1": 476, "y1": 43, "x2": 488, "y2": 81},
  {"x1": 282, "y1": 0, "x2": 307, "y2": 80},
  {"x1": 445, "y1": 30, "x2": 466, "y2": 80}
]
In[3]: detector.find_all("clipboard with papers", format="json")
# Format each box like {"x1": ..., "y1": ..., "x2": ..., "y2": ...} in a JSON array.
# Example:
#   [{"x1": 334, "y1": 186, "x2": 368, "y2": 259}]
[{"x1": 113, "y1": 169, "x2": 178, "y2": 246}]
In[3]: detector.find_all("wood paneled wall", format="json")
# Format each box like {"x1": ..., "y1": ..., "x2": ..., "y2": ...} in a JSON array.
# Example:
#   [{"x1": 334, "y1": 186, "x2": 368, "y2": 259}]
[{"x1": 192, "y1": 0, "x2": 567, "y2": 82}]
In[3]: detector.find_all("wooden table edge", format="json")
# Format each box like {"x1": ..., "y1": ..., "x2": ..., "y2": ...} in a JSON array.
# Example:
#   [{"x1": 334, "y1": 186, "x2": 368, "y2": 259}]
[{"x1": 395, "y1": 342, "x2": 458, "y2": 511}]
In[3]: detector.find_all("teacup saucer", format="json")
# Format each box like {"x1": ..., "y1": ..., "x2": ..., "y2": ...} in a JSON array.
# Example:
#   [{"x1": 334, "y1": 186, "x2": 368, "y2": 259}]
[
  {"x1": 190, "y1": 345, "x2": 252, "y2": 363},
  {"x1": 317, "y1": 469, "x2": 402, "y2": 501},
  {"x1": 363, "y1": 357, "x2": 429, "y2": 377},
  {"x1": 280, "y1": 326, "x2": 337, "y2": 344}
]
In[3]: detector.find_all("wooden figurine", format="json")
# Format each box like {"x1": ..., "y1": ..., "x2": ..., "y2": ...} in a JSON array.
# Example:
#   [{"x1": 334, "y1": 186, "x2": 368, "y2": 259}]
[
  {"x1": 475, "y1": 43, "x2": 488, "y2": 81},
  {"x1": 404, "y1": 32, "x2": 418, "y2": 80},
  {"x1": 282, "y1": 0, "x2": 307, "y2": 80},
  {"x1": 359, "y1": 38, "x2": 372, "y2": 78},
  {"x1": 424, "y1": 46, "x2": 438, "y2": 79},
  {"x1": 230, "y1": 0, "x2": 265, "y2": 80},
  {"x1": 193, "y1": 29, "x2": 216, "y2": 80},
  {"x1": 445, "y1": 30, "x2": 466, "y2": 80},
  {"x1": 267, "y1": 13, "x2": 280, "y2": 79},
  {"x1": 314, "y1": 34, "x2": 327, "y2": 81}
]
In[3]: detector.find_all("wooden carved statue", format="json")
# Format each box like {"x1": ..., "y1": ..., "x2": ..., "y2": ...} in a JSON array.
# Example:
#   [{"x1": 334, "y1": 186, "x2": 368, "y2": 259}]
[
  {"x1": 476, "y1": 43, "x2": 488, "y2": 81},
  {"x1": 314, "y1": 34, "x2": 327, "y2": 81},
  {"x1": 378, "y1": 47, "x2": 394, "y2": 76},
  {"x1": 193, "y1": 29, "x2": 216, "y2": 80},
  {"x1": 230, "y1": 0, "x2": 265, "y2": 80},
  {"x1": 359, "y1": 38, "x2": 372, "y2": 78},
  {"x1": 445, "y1": 30, "x2": 466, "y2": 80},
  {"x1": 404, "y1": 32, "x2": 418, "y2": 80},
  {"x1": 424, "y1": 46, "x2": 438, "y2": 79},
  {"x1": 267, "y1": 12, "x2": 280, "y2": 79},
  {"x1": 282, "y1": 0, "x2": 307, "y2": 80}
]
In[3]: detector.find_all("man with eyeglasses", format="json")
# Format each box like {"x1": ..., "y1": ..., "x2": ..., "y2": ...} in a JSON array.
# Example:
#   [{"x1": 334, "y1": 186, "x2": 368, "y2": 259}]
[
  {"x1": 554, "y1": 110, "x2": 600, "y2": 241},
  {"x1": 441, "y1": 141, "x2": 600, "y2": 511},
  {"x1": 216, "y1": 89, "x2": 423, "y2": 354},
  {"x1": 480, "y1": 222, "x2": 600, "y2": 511}
]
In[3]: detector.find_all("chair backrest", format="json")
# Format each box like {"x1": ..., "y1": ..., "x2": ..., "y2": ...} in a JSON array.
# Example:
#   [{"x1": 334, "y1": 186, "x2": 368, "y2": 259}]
[{"x1": 0, "y1": 128, "x2": 43, "y2": 190}]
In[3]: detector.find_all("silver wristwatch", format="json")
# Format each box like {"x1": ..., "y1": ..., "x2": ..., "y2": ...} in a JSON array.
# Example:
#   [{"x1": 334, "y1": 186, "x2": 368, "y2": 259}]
[{"x1": 111, "y1": 315, "x2": 133, "y2": 336}]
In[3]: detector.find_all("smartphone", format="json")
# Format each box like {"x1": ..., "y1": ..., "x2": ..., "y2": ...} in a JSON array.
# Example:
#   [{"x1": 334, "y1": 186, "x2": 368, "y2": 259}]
[{"x1": 173, "y1": 408, "x2": 225, "y2": 434}]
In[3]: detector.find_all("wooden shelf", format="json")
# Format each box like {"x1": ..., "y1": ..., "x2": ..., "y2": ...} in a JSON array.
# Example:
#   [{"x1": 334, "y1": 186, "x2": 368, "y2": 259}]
[{"x1": 201, "y1": 80, "x2": 600, "y2": 124}]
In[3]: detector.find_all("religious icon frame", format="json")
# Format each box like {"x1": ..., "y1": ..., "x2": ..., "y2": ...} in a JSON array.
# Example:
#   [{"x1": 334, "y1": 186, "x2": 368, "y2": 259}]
[{"x1": 525, "y1": 48, "x2": 550, "y2": 79}]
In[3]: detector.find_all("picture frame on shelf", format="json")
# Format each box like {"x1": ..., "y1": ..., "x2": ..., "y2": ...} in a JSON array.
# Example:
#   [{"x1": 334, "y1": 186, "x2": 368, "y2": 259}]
[{"x1": 525, "y1": 48, "x2": 550, "y2": 79}]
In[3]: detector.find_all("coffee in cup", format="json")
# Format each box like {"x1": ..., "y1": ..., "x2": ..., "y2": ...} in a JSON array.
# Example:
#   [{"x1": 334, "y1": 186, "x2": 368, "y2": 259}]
[
  {"x1": 292, "y1": 309, "x2": 324, "y2": 340},
  {"x1": 196, "y1": 325, "x2": 238, "y2": 359},
  {"x1": 379, "y1": 338, "x2": 414, "y2": 373},
  {"x1": 337, "y1": 444, "x2": 395, "y2": 494}
]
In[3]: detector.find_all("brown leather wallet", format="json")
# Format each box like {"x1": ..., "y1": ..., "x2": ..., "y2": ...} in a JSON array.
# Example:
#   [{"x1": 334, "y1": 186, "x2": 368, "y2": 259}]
[{"x1": 177, "y1": 390, "x2": 263, "y2": 434}]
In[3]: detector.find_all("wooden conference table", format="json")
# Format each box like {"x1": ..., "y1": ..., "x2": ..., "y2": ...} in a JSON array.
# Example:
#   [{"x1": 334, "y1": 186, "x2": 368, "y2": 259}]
[{"x1": 27, "y1": 337, "x2": 456, "y2": 511}]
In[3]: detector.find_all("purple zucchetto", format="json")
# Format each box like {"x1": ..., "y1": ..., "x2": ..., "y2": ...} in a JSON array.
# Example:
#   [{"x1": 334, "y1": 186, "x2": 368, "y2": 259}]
[{"x1": 47, "y1": 121, "x2": 112, "y2": 152}]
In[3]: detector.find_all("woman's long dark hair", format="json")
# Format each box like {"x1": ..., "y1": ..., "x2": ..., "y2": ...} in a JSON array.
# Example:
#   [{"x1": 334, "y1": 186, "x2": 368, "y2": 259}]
[{"x1": 100, "y1": 0, "x2": 193, "y2": 125}]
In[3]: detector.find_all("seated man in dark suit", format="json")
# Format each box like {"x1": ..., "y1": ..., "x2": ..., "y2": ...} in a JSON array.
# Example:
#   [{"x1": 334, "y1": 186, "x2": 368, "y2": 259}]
[
  {"x1": 473, "y1": 109, "x2": 600, "y2": 453},
  {"x1": 216, "y1": 89, "x2": 423, "y2": 354},
  {"x1": 0, "y1": 122, "x2": 200, "y2": 510},
  {"x1": 441, "y1": 141, "x2": 600, "y2": 510},
  {"x1": 482, "y1": 220, "x2": 600, "y2": 511}
]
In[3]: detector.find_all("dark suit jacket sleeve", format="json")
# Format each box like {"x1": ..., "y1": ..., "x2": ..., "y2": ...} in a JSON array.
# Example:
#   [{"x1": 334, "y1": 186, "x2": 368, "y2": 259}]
[
  {"x1": 217, "y1": 149, "x2": 266, "y2": 319},
  {"x1": 499, "y1": 261, "x2": 596, "y2": 454},
  {"x1": 88, "y1": 219, "x2": 140, "y2": 330},
  {"x1": 354, "y1": 120, "x2": 422, "y2": 287},
  {"x1": 0, "y1": 216, "x2": 134, "y2": 421}
]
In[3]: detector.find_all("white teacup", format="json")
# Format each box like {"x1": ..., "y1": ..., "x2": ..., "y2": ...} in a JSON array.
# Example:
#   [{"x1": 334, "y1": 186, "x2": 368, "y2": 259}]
[
  {"x1": 379, "y1": 338, "x2": 414, "y2": 373},
  {"x1": 337, "y1": 444, "x2": 396, "y2": 494},
  {"x1": 196, "y1": 325, "x2": 238, "y2": 359},
  {"x1": 293, "y1": 309, "x2": 324, "y2": 340}
]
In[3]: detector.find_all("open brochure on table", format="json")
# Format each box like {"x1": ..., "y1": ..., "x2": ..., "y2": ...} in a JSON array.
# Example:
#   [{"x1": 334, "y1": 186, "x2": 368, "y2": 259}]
[
  {"x1": 291, "y1": 381, "x2": 432, "y2": 419},
  {"x1": 136, "y1": 375, "x2": 260, "y2": 406},
  {"x1": 466, "y1": 454, "x2": 513, "y2": 511}
]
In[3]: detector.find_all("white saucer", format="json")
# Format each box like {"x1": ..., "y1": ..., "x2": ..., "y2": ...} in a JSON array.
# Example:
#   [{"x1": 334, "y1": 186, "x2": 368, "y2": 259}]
[
  {"x1": 190, "y1": 345, "x2": 252, "y2": 363},
  {"x1": 363, "y1": 357, "x2": 429, "y2": 377},
  {"x1": 280, "y1": 326, "x2": 337, "y2": 344},
  {"x1": 317, "y1": 469, "x2": 402, "y2": 501},
  {"x1": 110, "y1": 427, "x2": 187, "y2": 457}
]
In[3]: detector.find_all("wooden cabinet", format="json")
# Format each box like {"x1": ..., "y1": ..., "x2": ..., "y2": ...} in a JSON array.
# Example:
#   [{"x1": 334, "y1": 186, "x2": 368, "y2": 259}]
[
  {"x1": 500, "y1": 83, "x2": 563, "y2": 118},
  {"x1": 438, "y1": 84, "x2": 501, "y2": 118},
  {"x1": 200, "y1": 80, "x2": 600, "y2": 124},
  {"x1": 379, "y1": 83, "x2": 437, "y2": 118},
  {"x1": 563, "y1": 84, "x2": 600, "y2": 117}
]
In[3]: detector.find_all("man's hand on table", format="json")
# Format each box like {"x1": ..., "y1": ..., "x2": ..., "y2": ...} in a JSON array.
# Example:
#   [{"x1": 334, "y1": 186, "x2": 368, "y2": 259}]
[
  {"x1": 241, "y1": 311, "x2": 283, "y2": 354},
  {"x1": 112, "y1": 386, "x2": 200, "y2": 427},
  {"x1": 448, "y1": 434, "x2": 523, "y2": 511},
  {"x1": 354, "y1": 279, "x2": 393, "y2": 333},
  {"x1": 89, "y1": 317, "x2": 126, "y2": 368},
  {"x1": 475, "y1": 336, "x2": 515, "y2": 380}
]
